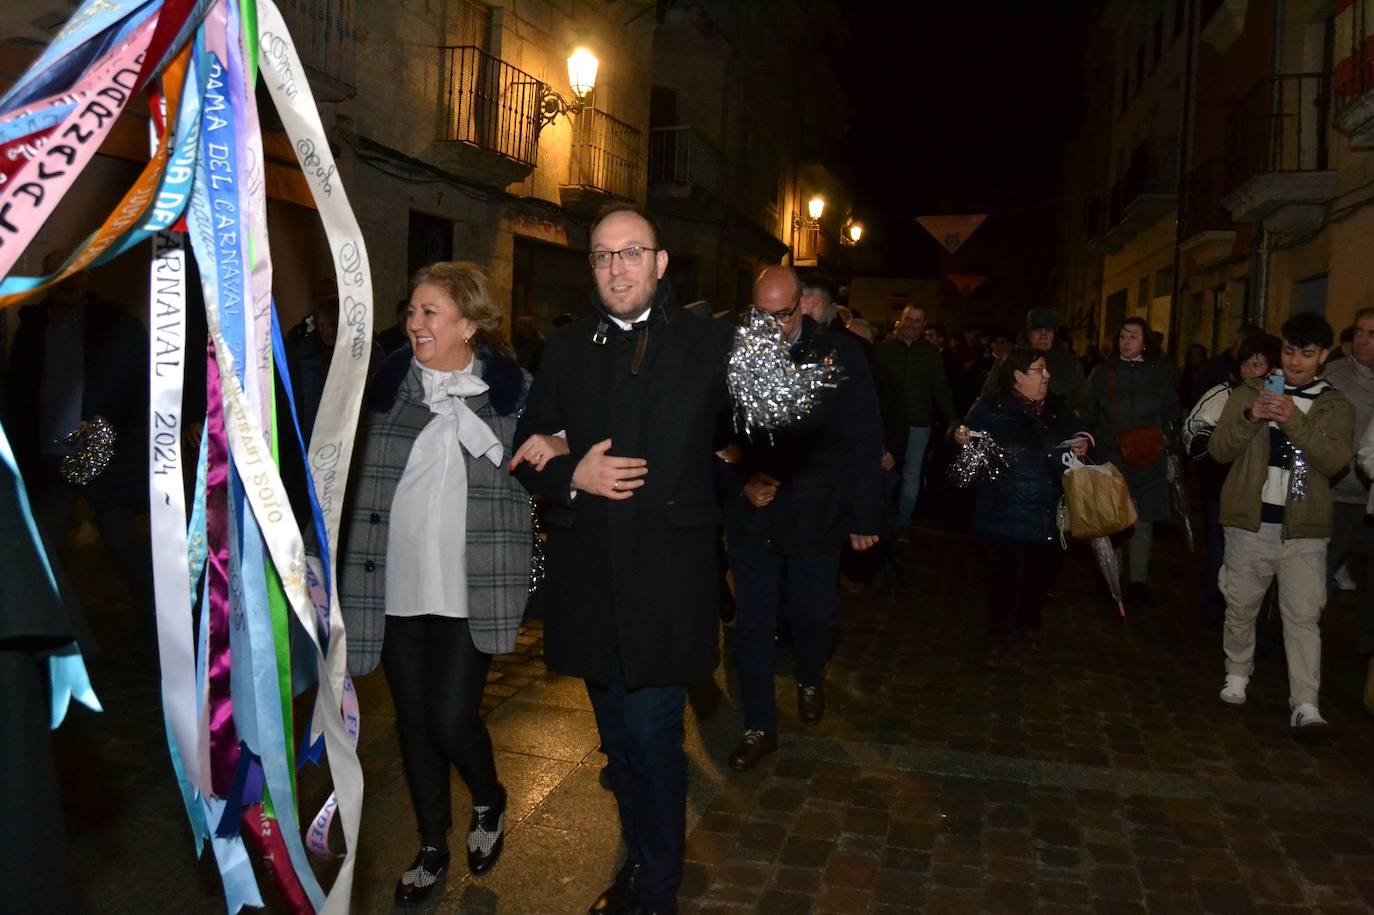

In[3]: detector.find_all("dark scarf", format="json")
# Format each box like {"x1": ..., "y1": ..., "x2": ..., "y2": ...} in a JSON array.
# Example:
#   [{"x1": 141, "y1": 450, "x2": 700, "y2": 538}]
[
  {"x1": 1011, "y1": 389, "x2": 1048, "y2": 419},
  {"x1": 587, "y1": 282, "x2": 678, "y2": 375}
]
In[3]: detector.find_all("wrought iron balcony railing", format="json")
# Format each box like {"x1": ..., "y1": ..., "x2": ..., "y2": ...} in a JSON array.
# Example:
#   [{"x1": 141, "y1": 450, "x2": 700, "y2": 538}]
[
  {"x1": 1227, "y1": 73, "x2": 1330, "y2": 188},
  {"x1": 570, "y1": 108, "x2": 643, "y2": 201},
  {"x1": 277, "y1": 0, "x2": 356, "y2": 88},
  {"x1": 441, "y1": 46, "x2": 543, "y2": 166},
  {"x1": 1108, "y1": 137, "x2": 1180, "y2": 227},
  {"x1": 1182, "y1": 157, "x2": 1234, "y2": 238},
  {"x1": 648, "y1": 126, "x2": 722, "y2": 198}
]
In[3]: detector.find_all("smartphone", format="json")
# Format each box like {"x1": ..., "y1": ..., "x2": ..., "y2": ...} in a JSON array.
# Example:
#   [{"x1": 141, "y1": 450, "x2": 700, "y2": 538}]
[{"x1": 1264, "y1": 373, "x2": 1285, "y2": 395}]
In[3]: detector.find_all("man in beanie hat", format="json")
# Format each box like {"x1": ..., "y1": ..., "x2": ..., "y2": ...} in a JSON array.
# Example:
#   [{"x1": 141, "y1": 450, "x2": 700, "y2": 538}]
[{"x1": 981, "y1": 307, "x2": 1091, "y2": 421}]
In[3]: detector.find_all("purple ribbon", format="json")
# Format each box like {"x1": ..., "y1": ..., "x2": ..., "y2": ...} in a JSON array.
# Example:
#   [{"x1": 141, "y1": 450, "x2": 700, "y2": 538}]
[{"x1": 205, "y1": 338, "x2": 240, "y2": 794}]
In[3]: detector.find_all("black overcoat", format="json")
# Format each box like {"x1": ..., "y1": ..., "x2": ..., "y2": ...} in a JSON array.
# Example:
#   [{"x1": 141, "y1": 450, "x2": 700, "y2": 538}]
[
  {"x1": 513, "y1": 286, "x2": 733, "y2": 690},
  {"x1": 722, "y1": 317, "x2": 885, "y2": 553}
]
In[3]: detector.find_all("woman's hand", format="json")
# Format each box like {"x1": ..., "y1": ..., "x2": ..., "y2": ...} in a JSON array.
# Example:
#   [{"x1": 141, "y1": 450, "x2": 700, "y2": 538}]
[
  {"x1": 508, "y1": 433, "x2": 571, "y2": 472},
  {"x1": 953, "y1": 425, "x2": 972, "y2": 447}
]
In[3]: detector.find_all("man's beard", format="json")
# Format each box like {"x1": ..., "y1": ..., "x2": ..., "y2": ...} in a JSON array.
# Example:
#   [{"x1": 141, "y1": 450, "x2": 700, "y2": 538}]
[{"x1": 601, "y1": 277, "x2": 657, "y2": 319}]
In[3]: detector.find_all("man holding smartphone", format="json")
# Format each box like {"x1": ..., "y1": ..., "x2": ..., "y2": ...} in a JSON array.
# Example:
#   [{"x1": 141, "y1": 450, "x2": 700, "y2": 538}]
[{"x1": 1207, "y1": 314, "x2": 1354, "y2": 740}]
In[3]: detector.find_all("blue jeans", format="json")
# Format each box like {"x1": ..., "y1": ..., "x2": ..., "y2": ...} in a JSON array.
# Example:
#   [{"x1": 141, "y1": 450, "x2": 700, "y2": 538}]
[
  {"x1": 729, "y1": 544, "x2": 841, "y2": 734},
  {"x1": 586, "y1": 660, "x2": 688, "y2": 907},
  {"x1": 897, "y1": 426, "x2": 932, "y2": 528}
]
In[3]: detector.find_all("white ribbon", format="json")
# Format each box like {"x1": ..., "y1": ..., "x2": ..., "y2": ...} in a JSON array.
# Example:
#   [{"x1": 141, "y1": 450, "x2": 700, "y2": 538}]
[{"x1": 254, "y1": 1, "x2": 372, "y2": 908}]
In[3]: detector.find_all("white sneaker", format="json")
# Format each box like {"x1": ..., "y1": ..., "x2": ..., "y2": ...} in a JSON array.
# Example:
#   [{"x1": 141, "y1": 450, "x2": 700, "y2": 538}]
[
  {"x1": 1290, "y1": 703, "x2": 1329, "y2": 741},
  {"x1": 1219, "y1": 674, "x2": 1248, "y2": 705},
  {"x1": 1333, "y1": 565, "x2": 1357, "y2": 591}
]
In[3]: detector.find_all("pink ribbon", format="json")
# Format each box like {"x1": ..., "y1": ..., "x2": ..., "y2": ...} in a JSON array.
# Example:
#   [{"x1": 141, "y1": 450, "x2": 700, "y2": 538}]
[
  {"x1": 205, "y1": 338, "x2": 239, "y2": 794},
  {"x1": 0, "y1": 14, "x2": 157, "y2": 279}
]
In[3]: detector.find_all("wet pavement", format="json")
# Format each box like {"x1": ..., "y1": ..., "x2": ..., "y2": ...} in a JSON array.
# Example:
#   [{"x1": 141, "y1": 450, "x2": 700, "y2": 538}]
[{"x1": 52, "y1": 514, "x2": 1374, "y2": 913}]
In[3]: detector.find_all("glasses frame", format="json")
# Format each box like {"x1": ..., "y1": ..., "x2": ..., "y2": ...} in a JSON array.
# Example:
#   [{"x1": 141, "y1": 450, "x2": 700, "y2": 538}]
[
  {"x1": 754, "y1": 301, "x2": 802, "y2": 322},
  {"x1": 588, "y1": 245, "x2": 663, "y2": 270}
]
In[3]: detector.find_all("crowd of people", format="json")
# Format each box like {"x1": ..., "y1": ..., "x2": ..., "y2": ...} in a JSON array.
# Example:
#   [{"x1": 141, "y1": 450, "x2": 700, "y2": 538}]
[{"x1": 8, "y1": 204, "x2": 1374, "y2": 914}]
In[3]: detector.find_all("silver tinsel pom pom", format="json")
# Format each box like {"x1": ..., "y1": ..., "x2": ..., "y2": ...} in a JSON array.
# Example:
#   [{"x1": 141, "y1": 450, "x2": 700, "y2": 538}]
[
  {"x1": 727, "y1": 309, "x2": 843, "y2": 433},
  {"x1": 60, "y1": 415, "x2": 116, "y2": 486},
  {"x1": 1288, "y1": 446, "x2": 1308, "y2": 503},
  {"x1": 528, "y1": 497, "x2": 546, "y2": 595},
  {"x1": 948, "y1": 431, "x2": 1009, "y2": 489}
]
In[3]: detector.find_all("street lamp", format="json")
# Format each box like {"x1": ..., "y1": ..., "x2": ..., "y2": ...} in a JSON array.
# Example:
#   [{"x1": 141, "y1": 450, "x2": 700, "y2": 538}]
[
  {"x1": 539, "y1": 47, "x2": 599, "y2": 128},
  {"x1": 793, "y1": 194, "x2": 826, "y2": 230},
  {"x1": 841, "y1": 220, "x2": 863, "y2": 246}
]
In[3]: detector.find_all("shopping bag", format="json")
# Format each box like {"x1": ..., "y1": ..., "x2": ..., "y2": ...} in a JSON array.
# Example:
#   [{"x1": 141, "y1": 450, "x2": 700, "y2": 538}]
[{"x1": 1062, "y1": 459, "x2": 1138, "y2": 539}]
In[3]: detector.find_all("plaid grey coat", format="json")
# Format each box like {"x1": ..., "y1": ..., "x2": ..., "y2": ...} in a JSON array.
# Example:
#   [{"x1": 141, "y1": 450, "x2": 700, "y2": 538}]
[{"x1": 338, "y1": 353, "x2": 533, "y2": 675}]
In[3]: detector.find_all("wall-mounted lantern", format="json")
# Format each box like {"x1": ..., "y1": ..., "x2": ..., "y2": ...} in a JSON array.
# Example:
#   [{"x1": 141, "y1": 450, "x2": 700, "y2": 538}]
[{"x1": 540, "y1": 47, "x2": 599, "y2": 128}]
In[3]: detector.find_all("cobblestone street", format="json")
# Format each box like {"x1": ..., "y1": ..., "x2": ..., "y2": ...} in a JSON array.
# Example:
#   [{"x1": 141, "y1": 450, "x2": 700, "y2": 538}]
[{"x1": 55, "y1": 520, "x2": 1374, "y2": 913}]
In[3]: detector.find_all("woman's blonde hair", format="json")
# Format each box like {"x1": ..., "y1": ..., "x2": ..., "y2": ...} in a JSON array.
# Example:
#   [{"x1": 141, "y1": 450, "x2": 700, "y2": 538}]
[{"x1": 409, "y1": 261, "x2": 512, "y2": 357}]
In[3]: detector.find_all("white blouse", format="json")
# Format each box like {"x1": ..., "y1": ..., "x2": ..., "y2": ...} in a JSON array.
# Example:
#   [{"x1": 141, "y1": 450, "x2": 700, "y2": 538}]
[{"x1": 385, "y1": 360, "x2": 503, "y2": 618}]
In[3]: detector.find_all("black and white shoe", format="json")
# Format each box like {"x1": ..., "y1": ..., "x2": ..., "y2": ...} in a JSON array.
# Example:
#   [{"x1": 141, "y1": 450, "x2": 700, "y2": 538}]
[
  {"x1": 467, "y1": 785, "x2": 507, "y2": 876},
  {"x1": 395, "y1": 845, "x2": 449, "y2": 907}
]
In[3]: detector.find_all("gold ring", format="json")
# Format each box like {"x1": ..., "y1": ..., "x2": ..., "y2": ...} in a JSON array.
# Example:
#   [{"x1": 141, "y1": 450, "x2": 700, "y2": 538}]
[{"x1": 613, "y1": 480, "x2": 620, "y2": 490}]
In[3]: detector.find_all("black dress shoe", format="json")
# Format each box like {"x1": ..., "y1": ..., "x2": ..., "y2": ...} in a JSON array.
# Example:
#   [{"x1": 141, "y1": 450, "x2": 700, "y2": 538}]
[
  {"x1": 728, "y1": 729, "x2": 778, "y2": 771},
  {"x1": 466, "y1": 785, "x2": 506, "y2": 876},
  {"x1": 589, "y1": 862, "x2": 640, "y2": 914},
  {"x1": 394, "y1": 845, "x2": 449, "y2": 907},
  {"x1": 798, "y1": 682, "x2": 825, "y2": 724}
]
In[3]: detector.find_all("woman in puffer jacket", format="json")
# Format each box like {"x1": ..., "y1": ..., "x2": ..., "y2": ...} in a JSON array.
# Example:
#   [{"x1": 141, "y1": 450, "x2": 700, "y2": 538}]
[{"x1": 955, "y1": 347, "x2": 1089, "y2": 668}]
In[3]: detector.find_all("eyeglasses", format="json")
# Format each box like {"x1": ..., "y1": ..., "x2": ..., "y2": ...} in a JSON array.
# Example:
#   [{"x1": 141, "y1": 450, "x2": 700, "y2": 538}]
[
  {"x1": 588, "y1": 245, "x2": 661, "y2": 269},
  {"x1": 1025, "y1": 366, "x2": 1051, "y2": 375},
  {"x1": 755, "y1": 302, "x2": 801, "y2": 322}
]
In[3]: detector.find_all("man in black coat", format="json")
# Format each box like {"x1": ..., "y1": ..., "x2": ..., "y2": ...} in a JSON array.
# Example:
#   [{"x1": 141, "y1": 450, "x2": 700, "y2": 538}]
[
  {"x1": 3, "y1": 263, "x2": 150, "y2": 612},
  {"x1": 512, "y1": 205, "x2": 733, "y2": 915},
  {"x1": 722, "y1": 266, "x2": 884, "y2": 771}
]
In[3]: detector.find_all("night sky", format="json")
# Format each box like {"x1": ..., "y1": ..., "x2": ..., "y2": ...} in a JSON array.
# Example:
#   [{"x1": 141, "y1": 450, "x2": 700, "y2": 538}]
[{"x1": 839, "y1": 1, "x2": 1094, "y2": 330}]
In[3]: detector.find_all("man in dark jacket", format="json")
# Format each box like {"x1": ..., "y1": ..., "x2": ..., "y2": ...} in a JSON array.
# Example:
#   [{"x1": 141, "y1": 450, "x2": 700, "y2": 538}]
[
  {"x1": 981, "y1": 307, "x2": 1091, "y2": 421},
  {"x1": 722, "y1": 266, "x2": 884, "y2": 771},
  {"x1": 3, "y1": 263, "x2": 150, "y2": 612},
  {"x1": 513, "y1": 205, "x2": 733, "y2": 915},
  {"x1": 875, "y1": 304, "x2": 956, "y2": 533}
]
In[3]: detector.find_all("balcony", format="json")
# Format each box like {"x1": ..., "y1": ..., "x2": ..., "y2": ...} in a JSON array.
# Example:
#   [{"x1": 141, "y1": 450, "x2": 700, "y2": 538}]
[
  {"x1": 277, "y1": 0, "x2": 356, "y2": 100},
  {"x1": 648, "y1": 126, "x2": 722, "y2": 198},
  {"x1": 1334, "y1": 0, "x2": 1374, "y2": 145},
  {"x1": 793, "y1": 225, "x2": 833, "y2": 267},
  {"x1": 1104, "y1": 138, "x2": 1179, "y2": 248},
  {"x1": 1180, "y1": 157, "x2": 1237, "y2": 267},
  {"x1": 434, "y1": 46, "x2": 544, "y2": 188},
  {"x1": 559, "y1": 108, "x2": 644, "y2": 214},
  {"x1": 1082, "y1": 194, "x2": 1109, "y2": 248},
  {"x1": 1221, "y1": 74, "x2": 1335, "y2": 234}
]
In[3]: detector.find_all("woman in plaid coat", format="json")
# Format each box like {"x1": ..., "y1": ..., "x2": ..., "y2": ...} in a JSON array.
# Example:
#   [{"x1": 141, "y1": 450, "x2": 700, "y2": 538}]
[{"x1": 337, "y1": 262, "x2": 563, "y2": 904}]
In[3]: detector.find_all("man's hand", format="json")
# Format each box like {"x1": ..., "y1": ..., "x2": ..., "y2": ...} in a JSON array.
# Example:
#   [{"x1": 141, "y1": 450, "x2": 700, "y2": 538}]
[
  {"x1": 1267, "y1": 393, "x2": 1297, "y2": 423},
  {"x1": 715, "y1": 443, "x2": 742, "y2": 464},
  {"x1": 508, "y1": 433, "x2": 571, "y2": 472},
  {"x1": 880, "y1": 450, "x2": 896, "y2": 472},
  {"x1": 571, "y1": 438, "x2": 647, "y2": 500},
  {"x1": 743, "y1": 473, "x2": 780, "y2": 508},
  {"x1": 850, "y1": 533, "x2": 879, "y2": 551}
]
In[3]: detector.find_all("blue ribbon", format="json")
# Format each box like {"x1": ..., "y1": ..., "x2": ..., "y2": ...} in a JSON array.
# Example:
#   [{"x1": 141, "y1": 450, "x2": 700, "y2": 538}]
[{"x1": 201, "y1": 797, "x2": 263, "y2": 913}]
